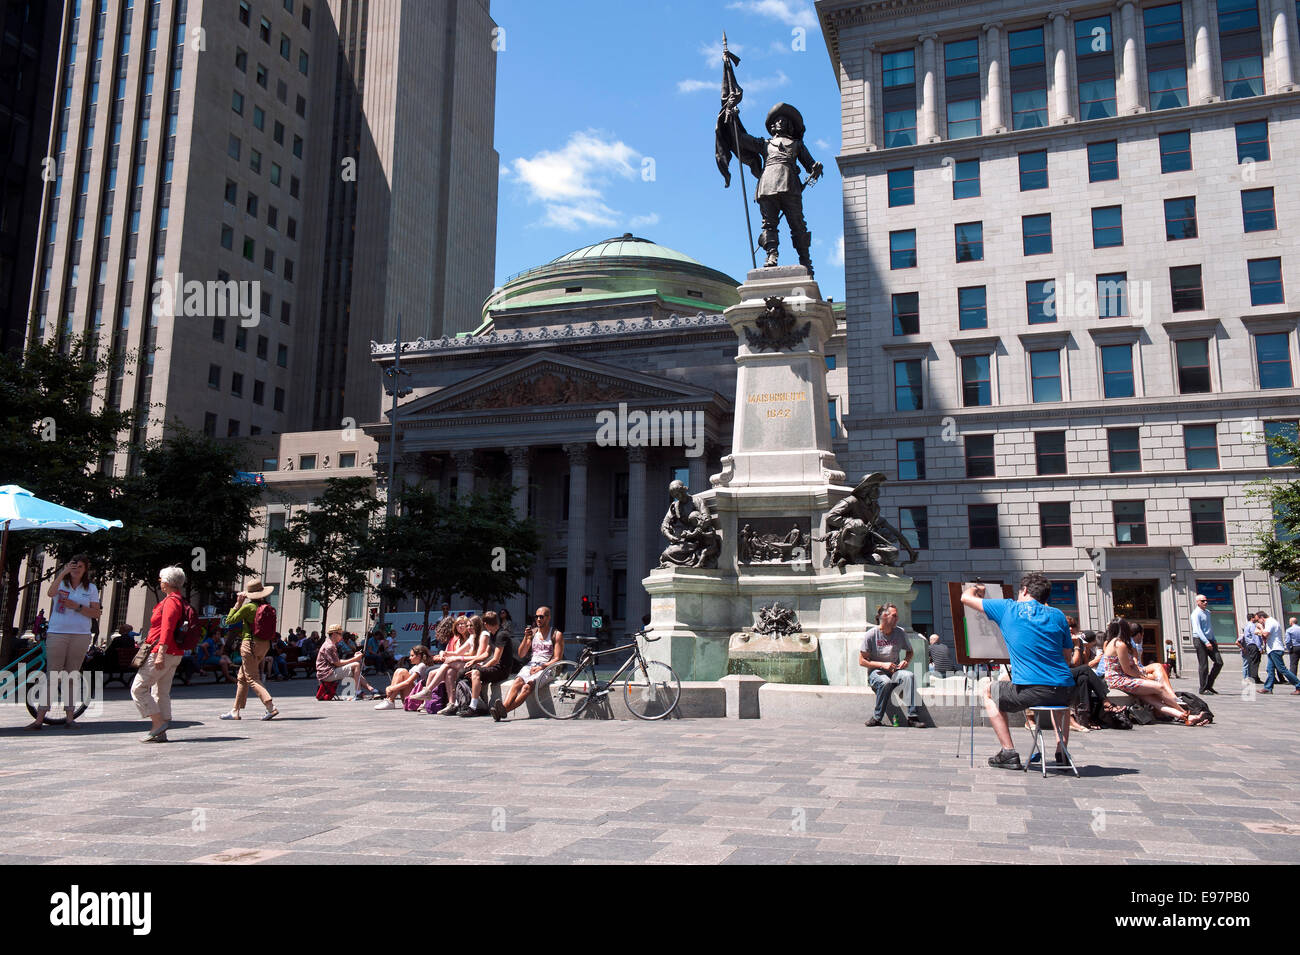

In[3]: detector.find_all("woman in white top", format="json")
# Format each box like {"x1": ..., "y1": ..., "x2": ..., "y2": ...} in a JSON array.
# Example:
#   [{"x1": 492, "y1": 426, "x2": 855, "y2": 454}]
[
  {"x1": 29, "y1": 554, "x2": 101, "y2": 729},
  {"x1": 374, "y1": 644, "x2": 433, "y2": 709}
]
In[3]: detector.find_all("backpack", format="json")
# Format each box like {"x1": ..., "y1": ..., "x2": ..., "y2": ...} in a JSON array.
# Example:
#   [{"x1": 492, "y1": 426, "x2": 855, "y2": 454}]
[
  {"x1": 164, "y1": 593, "x2": 202, "y2": 652},
  {"x1": 1099, "y1": 702, "x2": 1133, "y2": 730},
  {"x1": 454, "y1": 677, "x2": 473, "y2": 709},
  {"x1": 316, "y1": 680, "x2": 339, "y2": 701},
  {"x1": 1127, "y1": 702, "x2": 1156, "y2": 725},
  {"x1": 253, "y1": 603, "x2": 277, "y2": 642},
  {"x1": 1175, "y1": 690, "x2": 1213, "y2": 723}
]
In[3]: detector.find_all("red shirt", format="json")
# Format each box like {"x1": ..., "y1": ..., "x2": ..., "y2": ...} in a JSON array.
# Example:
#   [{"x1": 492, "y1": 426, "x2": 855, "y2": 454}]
[{"x1": 148, "y1": 593, "x2": 185, "y2": 656}]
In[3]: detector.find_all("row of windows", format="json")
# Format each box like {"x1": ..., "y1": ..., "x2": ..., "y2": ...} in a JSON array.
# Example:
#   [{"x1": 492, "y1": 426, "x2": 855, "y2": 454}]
[
  {"x1": 226, "y1": 134, "x2": 301, "y2": 195},
  {"x1": 878, "y1": 1, "x2": 1287, "y2": 146},
  {"x1": 219, "y1": 225, "x2": 296, "y2": 281},
  {"x1": 896, "y1": 497, "x2": 1236, "y2": 551},
  {"x1": 238, "y1": 1, "x2": 312, "y2": 33},
  {"x1": 230, "y1": 69, "x2": 307, "y2": 156},
  {"x1": 892, "y1": 332, "x2": 1293, "y2": 411},
  {"x1": 222, "y1": 180, "x2": 299, "y2": 240},
  {"x1": 895, "y1": 421, "x2": 1298, "y2": 485},
  {"x1": 206, "y1": 366, "x2": 286, "y2": 408},
  {"x1": 204, "y1": 411, "x2": 276, "y2": 439},
  {"x1": 206, "y1": 333, "x2": 288, "y2": 368}
]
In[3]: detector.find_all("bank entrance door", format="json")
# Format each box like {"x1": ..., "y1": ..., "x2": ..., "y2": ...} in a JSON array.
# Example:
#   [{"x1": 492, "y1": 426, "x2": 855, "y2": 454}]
[{"x1": 1111, "y1": 578, "x2": 1163, "y2": 666}]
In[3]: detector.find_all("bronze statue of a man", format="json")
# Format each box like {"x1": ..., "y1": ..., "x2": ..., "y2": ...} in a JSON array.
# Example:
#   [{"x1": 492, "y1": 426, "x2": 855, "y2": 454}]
[
  {"x1": 724, "y1": 102, "x2": 823, "y2": 274},
  {"x1": 822, "y1": 472, "x2": 918, "y2": 569}
]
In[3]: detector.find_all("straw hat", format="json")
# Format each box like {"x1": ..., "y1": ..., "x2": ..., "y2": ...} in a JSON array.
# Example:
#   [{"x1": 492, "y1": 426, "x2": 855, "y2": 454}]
[{"x1": 241, "y1": 578, "x2": 275, "y2": 600}]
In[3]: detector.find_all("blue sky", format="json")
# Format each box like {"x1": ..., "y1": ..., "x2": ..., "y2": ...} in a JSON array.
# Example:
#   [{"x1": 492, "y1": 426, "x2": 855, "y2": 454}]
[{"x1": 491, "y1": 0, "x2": 846, "y2": 302}]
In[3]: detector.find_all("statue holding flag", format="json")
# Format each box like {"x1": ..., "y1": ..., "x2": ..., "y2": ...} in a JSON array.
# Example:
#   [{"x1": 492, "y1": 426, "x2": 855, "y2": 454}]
[{"x1": 715, "y1": 35, "x2": 824, "y2": 275}]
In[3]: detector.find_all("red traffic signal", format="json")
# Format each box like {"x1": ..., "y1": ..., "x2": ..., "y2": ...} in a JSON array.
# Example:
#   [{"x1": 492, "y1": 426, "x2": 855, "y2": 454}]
[{"x1": 581, "y1": 596, "x2": 595, "y2": 616}]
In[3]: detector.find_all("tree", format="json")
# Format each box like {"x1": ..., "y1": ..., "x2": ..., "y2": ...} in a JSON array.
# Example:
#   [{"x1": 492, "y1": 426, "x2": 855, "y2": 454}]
[
  {"x1": 452, "y1": 486, "x2": 542, "y2": 613},
  {"x1": 1247, "y1": 430, "x2": 1300, "y2": 588},
  {"x1": 268, "y1": 477, "x2": 380, "y2": 635},
  {"x1": 369, "y1": 485, "x2": 458, "y2": 646}
]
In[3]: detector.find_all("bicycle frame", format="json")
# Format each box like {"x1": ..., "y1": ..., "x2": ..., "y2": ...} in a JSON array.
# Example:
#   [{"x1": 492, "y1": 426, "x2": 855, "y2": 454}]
[{"x1": 561, "y1": 632, "x2": 655, "y2": 694}]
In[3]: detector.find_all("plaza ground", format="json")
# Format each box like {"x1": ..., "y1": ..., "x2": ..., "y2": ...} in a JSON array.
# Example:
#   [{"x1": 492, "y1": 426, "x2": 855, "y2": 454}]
[{"x1": 0, "y1": 671, "x2": 1295, "y2": 864}]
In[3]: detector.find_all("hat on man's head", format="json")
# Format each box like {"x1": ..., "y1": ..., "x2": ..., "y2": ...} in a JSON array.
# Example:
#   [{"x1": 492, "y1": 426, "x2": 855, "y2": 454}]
[
  {"x1": 326, "y1": 623, "x2": 344, "y2": 635},
  {"x1": 242, "y1": 578, "x2": 275, "y2": 600},
  {"x1": 851, "y1": 472, "x2": 888, "y2": 497},
  {"x1": 765, "y1": 102, "x2": 805, "y2": 138}
]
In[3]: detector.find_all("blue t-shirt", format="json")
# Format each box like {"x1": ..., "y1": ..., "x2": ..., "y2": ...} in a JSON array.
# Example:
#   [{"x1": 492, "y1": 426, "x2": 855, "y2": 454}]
[{"x1": 982, "y1": 598, "x2": 1073, "y2": 688}]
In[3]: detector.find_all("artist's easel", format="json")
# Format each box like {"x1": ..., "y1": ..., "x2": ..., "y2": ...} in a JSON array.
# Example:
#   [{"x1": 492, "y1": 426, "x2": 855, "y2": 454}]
[
  {"x1": 947, "y1": 581, "x2": 1012, "y2": 767},
  {"x1": 953, "y1": 661, "x2": 996, "y2": 766}
]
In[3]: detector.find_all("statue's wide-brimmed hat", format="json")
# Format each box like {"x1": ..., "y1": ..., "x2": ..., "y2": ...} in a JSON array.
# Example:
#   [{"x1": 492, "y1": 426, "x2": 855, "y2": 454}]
[
  {"x1": 765, "y1": 102, "x2": 805, "y2": 138},
  {"x1": 852, "y1": 472, "x2": 887, "y2": 496}
]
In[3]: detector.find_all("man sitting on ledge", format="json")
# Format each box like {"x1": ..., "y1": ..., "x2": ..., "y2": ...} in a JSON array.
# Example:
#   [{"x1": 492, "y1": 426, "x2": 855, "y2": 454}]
[
  {"x1": 961, "y1": 573, "x2": 1075, "y2": 770},
  {"x1": 859, "y1": 603, "x2": 924, "y2": 727}
]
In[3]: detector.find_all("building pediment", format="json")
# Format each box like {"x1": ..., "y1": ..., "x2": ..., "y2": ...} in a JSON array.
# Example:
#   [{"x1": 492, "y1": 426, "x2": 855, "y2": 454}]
[{"x1": 398, "y1": 352, "x2": 722, "y2": 417}]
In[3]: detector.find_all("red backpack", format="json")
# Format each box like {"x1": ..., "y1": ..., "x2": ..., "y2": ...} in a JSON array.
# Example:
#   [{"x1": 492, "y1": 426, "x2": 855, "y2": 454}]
[
  {"x1": 253, "y1": 603, "x2": 277, "y2": 642},
  {"x1": 170, "y1": 593, "x2": 202, "y2": 652}
]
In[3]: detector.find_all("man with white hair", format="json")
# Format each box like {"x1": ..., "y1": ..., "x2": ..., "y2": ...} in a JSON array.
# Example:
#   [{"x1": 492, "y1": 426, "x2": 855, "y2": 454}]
[{"x1": 1189, "y1": 594, "x2": 1222, "y2": 695}]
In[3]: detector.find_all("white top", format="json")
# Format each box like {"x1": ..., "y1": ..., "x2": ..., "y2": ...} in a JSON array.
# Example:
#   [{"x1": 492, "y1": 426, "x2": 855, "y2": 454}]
[
  {"x1": 48, "y1": 581, "x2": 99, "y2": 636},
  {"x1": 409, "y1": 661, "x2": 430, "y2": 680},
  {"x1": 1264, "y1": 617, "x2": 1286, "y2": 653}
]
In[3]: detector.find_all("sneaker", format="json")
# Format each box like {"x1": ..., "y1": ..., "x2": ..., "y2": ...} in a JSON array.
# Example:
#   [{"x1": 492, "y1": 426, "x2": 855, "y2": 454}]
[
  {"x1": 490, "y1": 701, "x2": 505, "y2": 722},
  {"x1": 458, "y1": 704, "x2": 480, "y2": 717},
  {"x1": 261, "y1": 708, "x2": 279, "y2": 721},
  {"x1": 439, "y1": 705, "x2": 460, "y2": 716},
  {"x1": 987, "y1": 749, "x2": 1022, "y2": 770},
  {"x1": 219, "y1": 711, "x2": 241, "y2": 720},
  {"x1": 864, "y1": 717, "x2": 883, "y2": 727},
  {"x1": 373, "y1": 699, "x2": 397, "y2": 710},
  {"x1": 1258, "y1": 688, "x2": 1273, "y2": 694},
  {"x1": 141, "y1": 731, "x2": 168, "y2": 743},
  {"x1": 906, "y1": 715, "x2": 926, "y2": 728}
]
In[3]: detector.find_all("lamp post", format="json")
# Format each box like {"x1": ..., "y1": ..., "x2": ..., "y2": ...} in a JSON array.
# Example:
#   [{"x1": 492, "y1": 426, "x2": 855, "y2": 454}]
[{"x1": 378, "y1": 313, "x2": 411, "y2": 632}]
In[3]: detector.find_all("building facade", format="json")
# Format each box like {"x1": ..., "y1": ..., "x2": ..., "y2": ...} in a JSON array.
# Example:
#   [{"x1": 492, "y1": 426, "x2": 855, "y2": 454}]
[{"x1": 818, "y1": 0, "x2": 1300, "y2": 658}]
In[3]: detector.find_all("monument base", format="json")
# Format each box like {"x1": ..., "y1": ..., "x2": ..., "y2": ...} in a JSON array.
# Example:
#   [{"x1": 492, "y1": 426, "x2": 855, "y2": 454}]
[{"x1": 726, "y1": 632, "x2": 822, "y2": 684}]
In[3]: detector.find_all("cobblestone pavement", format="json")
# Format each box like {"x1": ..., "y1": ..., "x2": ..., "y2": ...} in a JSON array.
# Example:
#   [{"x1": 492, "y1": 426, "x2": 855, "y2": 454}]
[{"x1": 1, "y1": 672, "x2": 1296, "y2": 864}]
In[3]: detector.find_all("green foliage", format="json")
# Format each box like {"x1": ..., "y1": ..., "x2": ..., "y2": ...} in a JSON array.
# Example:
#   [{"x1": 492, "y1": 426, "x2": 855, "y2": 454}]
[
  {"x1": 269, "y1": 477, "x2": 380, "y2": 634},
  {"x1": 1247, "y1": 432, "x2": 1300, "y2": 586},
  {"x1": 451, "y1": 485, "x2": 542, "y2": 611}
]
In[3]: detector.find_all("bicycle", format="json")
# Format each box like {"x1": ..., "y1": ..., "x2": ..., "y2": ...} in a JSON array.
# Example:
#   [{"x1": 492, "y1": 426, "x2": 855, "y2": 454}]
[
  {"x1": 4, "y1": 638, "x2": 91, "y2": 725},
  {"x1": 534, "y1": 629, "x2": 680, "y2": 721}
]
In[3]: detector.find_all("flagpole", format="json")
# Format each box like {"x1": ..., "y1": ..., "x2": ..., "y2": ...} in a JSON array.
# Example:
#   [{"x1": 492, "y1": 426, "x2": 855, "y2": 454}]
[{"x1": 724, "y1": 33, "x2": 758, "y2": 270}]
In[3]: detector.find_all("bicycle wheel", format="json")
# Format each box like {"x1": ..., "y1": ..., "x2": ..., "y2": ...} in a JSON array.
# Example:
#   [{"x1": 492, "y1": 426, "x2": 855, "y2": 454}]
[
  {"x1": 532, "y1": 661, "x2": 592, "y2": 719},
  {"x1": 622, "y1": 659, "x2": 681, "y2": 720},
  {"x1": 23, "y1": 669, "x2": 90, "y2": 724}
]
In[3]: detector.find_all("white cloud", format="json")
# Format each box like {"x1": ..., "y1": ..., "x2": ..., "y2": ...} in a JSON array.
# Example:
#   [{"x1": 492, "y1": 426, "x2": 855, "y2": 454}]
[
  {"x1": 629, "y1": 213, "x2": 660, "y2": 228},
  {"x1": 676, "y1": 78, "x2": 714, "y2": 94},
  {"x1": 510, "y1": 130, "x2": 641, "y2": 230},
  {"x1": 699, "y1": 40, "x2": 744, "y2": 69},
  {"x1": 828, "y1": 235, "x2": 844, "y2": 267},
  {"x1": 814, "y1": 138, "x2": 831, "y2": 151},
  {"x1": 745, "y1": 70, "x2": 790, "y2": 93},
  {"x1": 726, "y1": 0, "x2": 817, "y2": 29}
]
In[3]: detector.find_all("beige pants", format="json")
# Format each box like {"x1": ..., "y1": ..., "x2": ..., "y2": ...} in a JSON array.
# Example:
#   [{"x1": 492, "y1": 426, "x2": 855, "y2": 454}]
[
  {"x1": 131, "y1": 652, "x2": 182, "y2": 721},
  {"x1": 236, "y1": 639, "x2": 274, "y2": 710},
  {"x1": 43, "y1": 632, "x2": 93, "y2": 711}
]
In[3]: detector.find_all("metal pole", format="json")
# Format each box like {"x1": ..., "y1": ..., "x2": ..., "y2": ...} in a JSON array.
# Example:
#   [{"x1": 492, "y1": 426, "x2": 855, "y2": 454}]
[
  {"x1": 724, "y1": 34, "x2": 758, "y2": 270},
  {"x1": 380, "y1": 313, "x2": 404, "y2": 632}
]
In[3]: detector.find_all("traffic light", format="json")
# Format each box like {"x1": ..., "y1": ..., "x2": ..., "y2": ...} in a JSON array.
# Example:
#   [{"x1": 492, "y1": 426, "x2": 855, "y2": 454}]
[{"x1": 581, "y1": 595, "x2": 594, "y2": 616}]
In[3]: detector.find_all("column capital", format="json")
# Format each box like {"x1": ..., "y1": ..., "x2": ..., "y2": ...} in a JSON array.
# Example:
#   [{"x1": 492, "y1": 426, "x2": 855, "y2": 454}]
[
  {"x1": 1049, "y1": 9, "x2": 1071, "y2": 21},
  {"x1": 627, "y1": 446, "x2": 649, "y2": 464},
  {"x1": 918, "y1": 32, "x2": 938, "y2": 44},
  {"x1": 563, "y1": 442, "x2": 589, "y2": 466},
  {"x1": 506, "y1": 446, "x2": 531, "y2": 469},
  {"x1": 982, "y1": 21, "x2": 1004, "y2": 32},
  {"x1": 1116, "y1": 0, "x2": 1137, "y2": 10},
  {"x1": 452, "y1": 449, "x2": 475, "y2": 469}
]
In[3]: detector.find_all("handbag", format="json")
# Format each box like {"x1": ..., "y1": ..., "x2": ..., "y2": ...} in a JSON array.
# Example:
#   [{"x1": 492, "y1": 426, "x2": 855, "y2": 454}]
[{"x1": 131, "y1": 641, "x2": 152, "y2": 668}]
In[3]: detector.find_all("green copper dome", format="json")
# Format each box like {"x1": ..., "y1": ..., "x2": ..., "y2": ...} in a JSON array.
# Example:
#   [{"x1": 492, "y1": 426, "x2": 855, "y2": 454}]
[{"x1": 548, "y1": 233, "x2": 705, "y2": 268}]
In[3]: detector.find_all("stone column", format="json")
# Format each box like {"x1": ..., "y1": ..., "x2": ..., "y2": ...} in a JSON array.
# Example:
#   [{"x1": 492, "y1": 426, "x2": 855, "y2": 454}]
[
  {"x1": 1272, "y1": 0, "x2": 1297, "y2": 90},
  {"x1": 453, "y1": 449, "x2": 475, "y2": 498},
  {"x1": 626, "y1": 447, "x2": 648, "y2": 630},
  {"x1": 687, "y1": 451, "x2": 708, "y2": 496},
  {"x1": 919, "y1": 34, "x2": 938, "y2": 141},
  {"x1": 1117, "y1": 0, "x2": 1143, "y2": 112},
  {"x1": 862, "y1": 43, "x2": 879, "y2": 149},
  {"x1": 984, "y1": 22, "x2": 1006, "y2": 132},
  {"x1": 563, "y1": 443, "x2": 588, "y2": 635},
  {"x1": 506, "y1": 446, "x2": 530, "y2": 520},
  {"x1": 1049, "y1": 11, "x2": 1074, "y2": 122},
  {"x1": 1190, "y1": 0, "x2": 1217, "y2": 101}
]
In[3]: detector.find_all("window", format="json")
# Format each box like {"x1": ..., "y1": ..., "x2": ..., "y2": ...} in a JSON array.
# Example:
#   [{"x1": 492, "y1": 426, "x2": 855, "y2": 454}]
[
  {"x1": 1009, "y1": 27, "x2": 1048, "y2": 129},
  {"x1": 1035, "y1": 431, "x2": 1067, "y2": 475},
  {"x1": 203, "y1": 413, "x2": 217, "y2": 438},
  {"x1": 253, "y1": 105, "x2": 265, "y2": 130},
  {"x1": 246, "y1": 192, "x2": 259, "y2": 217},
  {"x1": 894, "y1": 360, "x2": 923, "y2": 411},
  {"x1": 882, "y1": 49, "x2": 917, "y2": 148},
  {"x1": 954, "y1": 221, "x2": 983, "y2": 262},
  {"x1": 887, "y1": 168, "x2": 914, "y2": 206},
  {"x1": 339, "y1": 452, "x2": 356, "y2": 469},
  {"x1": 228, "y1": 134, "x2": 242, "y2": 160},
  {"x1": 892, "y1": 293, "x2": 919, "y2": 335},
  {"x1": 969, "y1": 505, "x2": 1000, "y2": 548},
  {"x1": 268, "y1": 206, "x2": 279, "y2": 230},
  {"x1": 911, "y1": 582, "x2": 935, "y2": 634},
  {"x1": 958, "y1": 286, "x2": 987, "y2": 330},
  {"x1": 1190, "y1": 499, "x2": 1226, "y2": 545},
  {"x1": 899, "y1": 507, "x2": 929, "y2": 550},
  {"x1": 1170, "y1": 265, "x2": 1203, "y2": 311},
  {"x1": 298, "y1": 51, "x2": 309, "y2": 75},
  {"x1": 235, "y1": 47, "x2": 247, "y2": 71},
  {"x1": 1183, "y1": 424, "x2": 1219, "y2": 469},
  {"x1": 1030, "y1": 350, "x2": 1062, "y2": 402},
  {"x1": 235, "y1": 327, "x2": 248, "y2": 352},
  {"x1": 277, "y1": 344, "x2": 288, "y2": 368},
  {"x1": 1158, "y1": 130, "x2": 1192, "y2": 172},
  {"x1": 1075, "y1": 14, "x2": 1117, "y2": 119},
  {"x1": 961, "y1": 354, "x2": 992, "y2": 406},
  {"x1": 945, "y1": 38, "x2": 982, "y2": 137},
  {"x1": 1101, "y1": 344, "x2": 1135, "y2": 398},
  {"x1": 239, "y1": 1, "x2": 251, "y2": 25},
  {"x1": 289, "y1": 176, "x2": 301, "y2": 198},
  {"x1": 256, "y1": 63, "x2": 268, "y2": 88},
  {"x1": 259, "y1": 16, "x2": 271, "y2": 42},
  {"x1": 897, "y1": 438, "x2": 925, "y2": 480},
  {"x1": 208, "y1": 364, "x2": 221, "y2": 389},
  {"x1": 1086, "y1": 140, "x2": 1118, "y2": 181},
  {"x1": 303, "y1": 5, "x2": 312, "y2": 27},
  {"x1": 242, "y1": 237, "x2": 255, "y2": 261},
  {"x1": 1027, "y1": 279, "x2": 1056, "y2": 324},
  {"x1": 889, "y1": 230, "x2": 916, "y2": 269},
  {"x1": 1176, "y1": 338, "x2": 1211, "y2": 392},
  {"x1": 220, "y1": 226, "x2": 234, "y2": 251},
  {"x1": 1022, "y1": 213, "x2": 1052, "y2": 255},
  {"x1": 1255, "y1": 332, "x2": 1293, "y2": 388},
  {"x1": 257, "y1": 335, "x2": 269, "y2": 360},
  {"x1": 1264, "y1": 421, "x2": 1299, "y2": 466},
  {"x1": 295, "y1": 96, "x2": 306, "y2": 118},
  {"x1": 231, "y1": 373, "x2": 244, "y2": 397},
  {"x1": 250, "y1": 148, "x2": 262, "y2": 174},
  {"x1": 270, "y1": 162, "x2": 282, "y2": 187},
  {"x1": 965, "y1": 434, "x2": 996, "y2": 477},
  {"x1": 1114, "y1": 500, "x2": 1147, "y2": 545},
  {"x1": 284, "y1": 259, "x2": 294, "y2": 282},
  {"x1": 253, "y1": 380, "x2": 265, "y2": 405},
  {"x1": 212, "y1": 317, "x2": 225, "y2": 343},
  {"x1": 280, "y1": 34, "x2": 291, "y2": 60},
  {"x1": 1144, "y1": 3, "x2": 1188, "y2": 109},
  {"x1": 292, "y1": 135, "x2": 303, "y2": 158},
  {"x1": 232, "y1": 90, "x2": 244, "y2": 115},
  {"x1": 273, "y1": 120, "x2": 285, "y2": 145},
  {"x1": 1164, "y1": 197, "x2": 1197, "y2": 240},
  {"x1": 1236, "y1": 120, "x2": 1269, "y2": 162},
  {"x1": 277, "y1": 80, "x2": 288, "y2": 103},
  {"x1": 1091, "y1": 206, "x2": 1123, "y2": 247},
  {"x1": 828, "y1": 397, "x2": 841, "y2": 438},
  {"x1": 1040, "y1": 502, "x2": 1072, "y2": 547},
  {"x1": 299, "y1": 454, "x2": 316, "y2": 471},
  {"x1": 1096, "y1": 272, "x2": 1128, "y2": 318},
  {"x1": 1218, "y1": 0, "x2": 1264, "y2": 99},
  {"x1": 1019, "y1": 150, "x2": 1048, "y2": 190},
  {"x1": 825, "y1": 354, "x2": 836, "y2": 370},
  {"x1": 1108, "y1": 428, "x2": 1142, "y2": 472},
  {"x1": 224, "y1": 180, "x2": 238, "y2": 205},
  {"x1": 274, "y1": 387, "x2": 285, "y2": 412},
  {"x1": 281, "y1": 301, "x2": 292, "y2": 324},
  {"x1": 1248, "y1": 258, "x2": 1284, "y2": 306},
  {"x1": 952, "y1": 159, "x2": 980, "y2": 199},
  {"x1": 1241, "y1": 188, "x2": 1276, "y2": 231}
]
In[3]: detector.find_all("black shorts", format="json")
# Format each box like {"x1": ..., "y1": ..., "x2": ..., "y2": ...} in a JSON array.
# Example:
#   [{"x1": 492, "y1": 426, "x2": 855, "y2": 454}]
[
  {"x1": 471, "y1": 663, "x2": 512, "y2": 685},
  {"x1": 994, "y1": 683, "x2": 1071, "y2": 713}
]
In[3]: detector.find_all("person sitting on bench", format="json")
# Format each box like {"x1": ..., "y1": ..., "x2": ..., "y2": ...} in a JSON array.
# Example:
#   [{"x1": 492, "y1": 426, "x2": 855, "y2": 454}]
[
  {"x1": 316, "y1": 623, "x2": 375, "y2": 699},
  {"x1": 460, "y1": 612, "x2": 522, "y2": 717}
]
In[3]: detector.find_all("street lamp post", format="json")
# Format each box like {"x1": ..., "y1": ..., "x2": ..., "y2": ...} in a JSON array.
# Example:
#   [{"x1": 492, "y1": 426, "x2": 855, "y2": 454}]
[{"x1": 379, "y1": 313, "x2": 411, "y2": 633}]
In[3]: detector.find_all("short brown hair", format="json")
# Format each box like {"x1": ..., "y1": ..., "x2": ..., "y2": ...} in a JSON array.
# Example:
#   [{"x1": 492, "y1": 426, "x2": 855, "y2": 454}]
[{"x1": 483, "y1": 611, "x2": 499, "y2": 626}]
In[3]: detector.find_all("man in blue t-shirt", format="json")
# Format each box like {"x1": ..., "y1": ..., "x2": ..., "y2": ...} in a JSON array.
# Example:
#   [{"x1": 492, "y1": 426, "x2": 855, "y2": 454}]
[{"x1": 961, "y1": 572, "x2": 1075, "y2": 771}]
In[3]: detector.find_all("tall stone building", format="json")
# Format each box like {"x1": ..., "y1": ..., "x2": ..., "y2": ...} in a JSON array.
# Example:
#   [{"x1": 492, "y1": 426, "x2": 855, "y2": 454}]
[
  {"x1": 21, "y1": 0, "x2": 497, "y2": 630},
  {"x1": 818, "y1": 0, "x2": 1299, "y2": 658}
]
